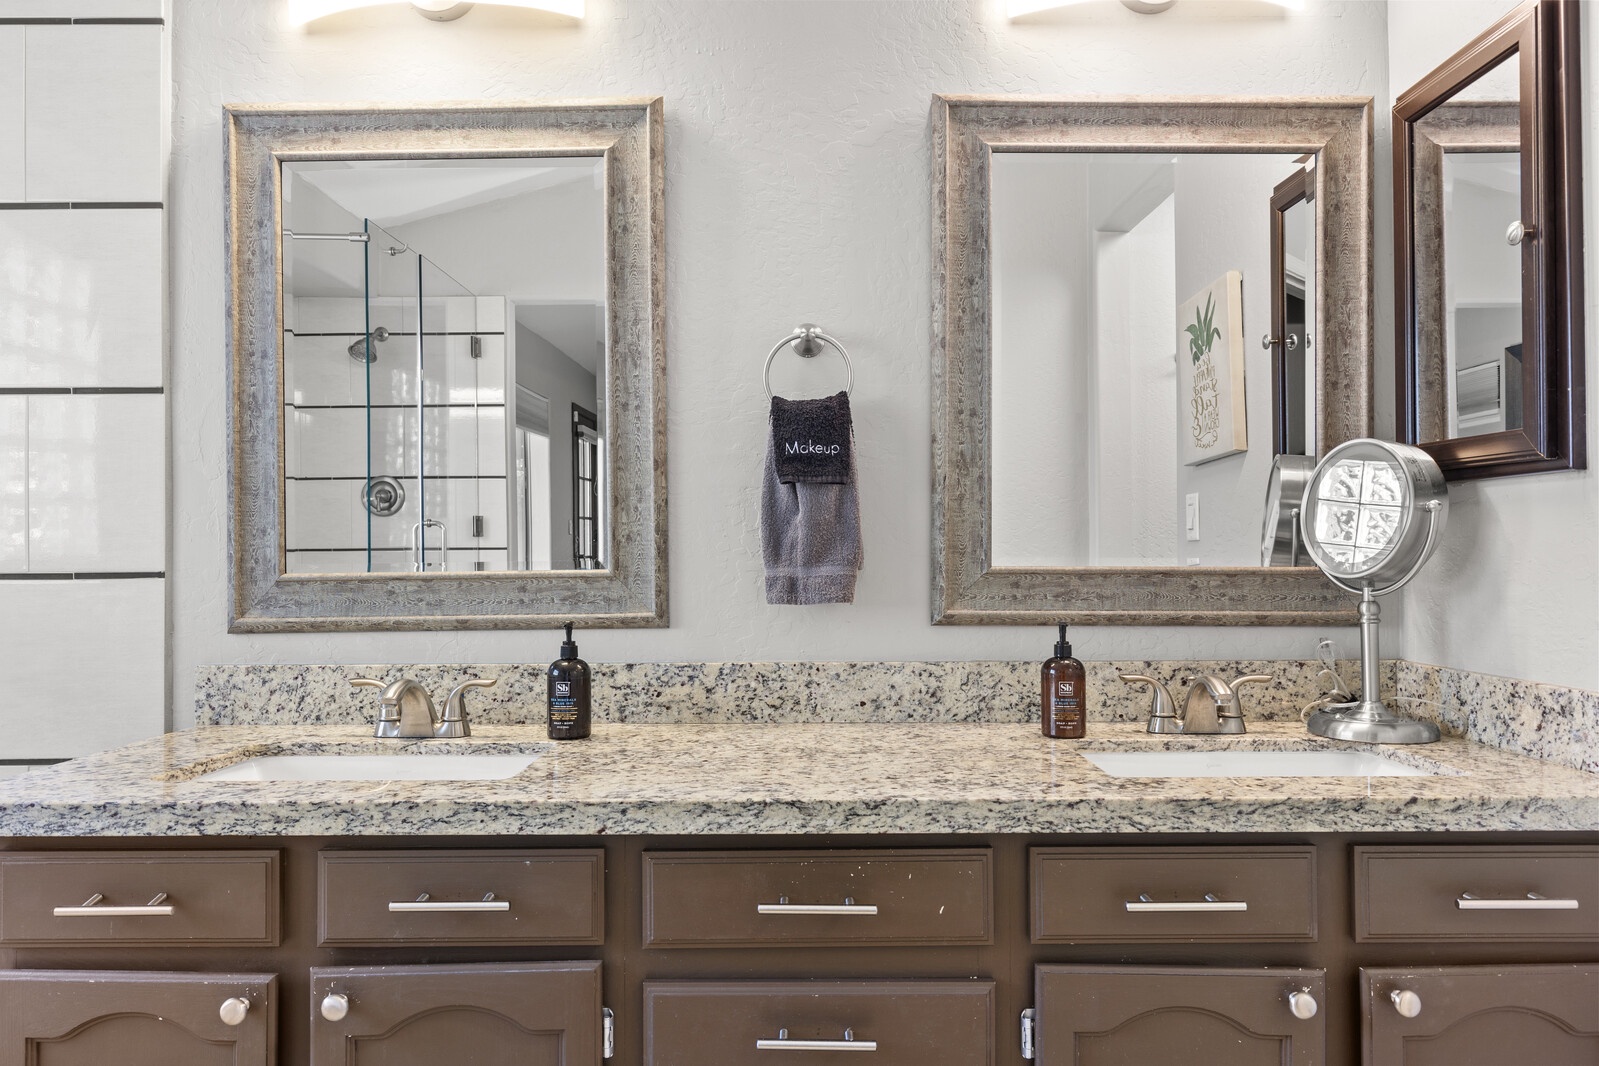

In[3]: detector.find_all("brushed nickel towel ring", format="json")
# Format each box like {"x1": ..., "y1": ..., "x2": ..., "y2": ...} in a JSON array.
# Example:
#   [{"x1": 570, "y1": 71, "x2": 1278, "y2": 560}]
[{"x1": 763, "y1": 323, "x2": 854, "y2": 400}]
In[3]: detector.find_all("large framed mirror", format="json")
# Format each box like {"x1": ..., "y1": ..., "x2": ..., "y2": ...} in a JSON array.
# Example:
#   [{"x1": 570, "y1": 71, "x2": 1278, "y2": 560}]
[
  {"x1": 1395, "y1": 0, "x2": 1585, "y2": 479},
  {"x1": 226, "y1": 100, "x2": 665, "y2": 632},
  {"x1": 932, "y1": 96, "x2": 1373, "y2": 625}
]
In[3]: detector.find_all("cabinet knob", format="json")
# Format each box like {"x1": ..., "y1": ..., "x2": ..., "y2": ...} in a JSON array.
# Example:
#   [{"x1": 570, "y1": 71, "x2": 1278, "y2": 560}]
[
  {"x1": 1506, "y1": 220, "x2": 1537, "y2": 246},
  {"x1": 1390, "y1": 989, "x2": 1422, "y2": 1018},
  {"x1": 1288, "y1": 990, "x2": 1318, "y2": 1020},
  {"x1": 219, "y1": 997, "x2": 250, "y2": 1026},
  {"x1": 321, "y1": 993, "x2": 350, "y2": 1022}
]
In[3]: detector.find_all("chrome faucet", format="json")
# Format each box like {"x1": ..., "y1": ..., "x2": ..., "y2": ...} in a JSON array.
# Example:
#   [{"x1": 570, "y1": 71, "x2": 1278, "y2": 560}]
[
  {"x1": 350, "y1": 676, "x2": 498, "y2": 739},
  {"x1": 1118, "y1": 672, "x2": 1274, "y2": 735}
]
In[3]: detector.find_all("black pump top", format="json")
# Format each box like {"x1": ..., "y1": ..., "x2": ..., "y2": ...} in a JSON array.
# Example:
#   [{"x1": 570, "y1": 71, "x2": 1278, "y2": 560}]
[
  {"x1": 1054, "y1": 624, "x2": 1072, "y2": 659},
  {"x1": 560, "y1": 622, "x2": 579, "y2": 660}
]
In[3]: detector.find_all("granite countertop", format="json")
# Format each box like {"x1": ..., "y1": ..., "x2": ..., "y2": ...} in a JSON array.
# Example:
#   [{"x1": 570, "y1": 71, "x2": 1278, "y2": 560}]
[{"x1": 0, "y1": 722, "x2": 1594, "y2": 837}]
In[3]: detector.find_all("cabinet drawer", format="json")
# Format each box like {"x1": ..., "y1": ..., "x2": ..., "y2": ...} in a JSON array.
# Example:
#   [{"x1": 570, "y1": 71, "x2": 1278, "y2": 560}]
[
  {"x1": 641, "y1": 848, "x2": 992, "y2": 948},
  {"x1": 1031, "y1": 846, "x2": 1317, "y2": 943},
  {"x1": 0, "y1": 850, "x2": 279, "y2": 947},
  {"x1": 1354, "y1": 845, "x2": 1599, "y2": 942},
  {"x1": 643, "y1": 980, "x2": 995, "y2": 1066},
  {"x1": 318, "y1": 849, "x2": 603, "y2": 946}
]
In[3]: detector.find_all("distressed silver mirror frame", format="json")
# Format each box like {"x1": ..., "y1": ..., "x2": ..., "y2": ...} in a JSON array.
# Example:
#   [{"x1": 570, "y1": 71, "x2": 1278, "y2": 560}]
[
  {"x1": 225, "y1": 99, "x2": 666, "y2": 632},
  {"x1": 931, "y1": 95, "x2": 1372, "y2": 626}
]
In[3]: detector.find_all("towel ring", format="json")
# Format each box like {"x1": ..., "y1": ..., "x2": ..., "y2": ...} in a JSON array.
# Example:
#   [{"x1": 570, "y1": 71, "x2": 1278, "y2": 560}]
[{"x1": 763, "y1": 324, "x2": 854, "y2": 400}]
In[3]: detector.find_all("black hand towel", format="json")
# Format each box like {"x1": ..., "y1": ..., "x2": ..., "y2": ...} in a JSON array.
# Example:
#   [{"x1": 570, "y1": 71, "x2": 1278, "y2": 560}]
[{"x1": 770, "y1": 392, "x2": 853, "y2": 484}]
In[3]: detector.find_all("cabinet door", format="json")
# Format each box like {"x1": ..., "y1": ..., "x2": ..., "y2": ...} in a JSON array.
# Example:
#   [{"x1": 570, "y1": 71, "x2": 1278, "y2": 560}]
[
  {"x1": 311, "y1": 960, "x2": 603, "y2": 1066},
  {"x1": 1035, "y1": 965, "x2": 1324, "y2": 1066},
  {"x1": 1363, "y1": 965, "x2": 1599, "y2": 1066},
  {"x1": 0, "y1": 970, "x2": 276, "y2": 1066}
]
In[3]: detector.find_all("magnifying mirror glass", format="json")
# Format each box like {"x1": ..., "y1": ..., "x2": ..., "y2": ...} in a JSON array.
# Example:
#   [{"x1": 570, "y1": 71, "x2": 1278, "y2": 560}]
[{"x1": 1299, "y1": 439, "x2": 1449, "y2": 744}]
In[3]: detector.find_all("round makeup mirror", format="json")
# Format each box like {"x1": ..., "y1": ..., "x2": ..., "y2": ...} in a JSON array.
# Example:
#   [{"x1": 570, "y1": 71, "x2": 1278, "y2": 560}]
[{"x1": 1299, "y1": 439, "x2": 1449, "y2": 743}]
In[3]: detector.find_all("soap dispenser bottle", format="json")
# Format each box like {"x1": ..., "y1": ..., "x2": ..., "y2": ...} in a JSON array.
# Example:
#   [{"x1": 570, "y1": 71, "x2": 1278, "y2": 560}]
[
  {"x1": 1042, "y1": 624, "x2": 1087, "y2": 739},
  {"x1": 547, "y1": 622, "x2": 591, "y2": 741}
]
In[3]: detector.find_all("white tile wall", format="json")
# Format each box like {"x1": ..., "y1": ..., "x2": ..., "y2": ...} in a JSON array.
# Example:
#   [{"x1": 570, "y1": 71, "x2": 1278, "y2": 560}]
[
  {"x1": 286, "y1": 475, "x2": 508, "y2": 552},
  {"x1": 0, "y1": 577, "x2": 165, "y2": 759},
  {"x1": 0, "y1": 208, "x2": 164, "y2": 387},
  {"x1": 0, "y1": 17, "x2": 170, "y2": 760},
  {"x1": 0, "y1": 2, "x2": 163, "y2": 16},
  {"x1": 285, "y1": 331, "x2": 505, "y2": 407},
  {"x1": 285, "y1": 404, "x2": 506, "y2": 480},
  {"x1": 27, "y1": 393, "x2": 164, "y2": 572},
  {"x1": 25, "y1": 24, "x2": 164, "y2": 202},
  {"x1": 0, "y1": 28, "x2": 24, "y2": 202},
  {"x1": 0, "y1": 396, "x2": 27, "y2": 571},
  {"x1": 291, "y1": 295, "x2": 483, "y2": 336}
]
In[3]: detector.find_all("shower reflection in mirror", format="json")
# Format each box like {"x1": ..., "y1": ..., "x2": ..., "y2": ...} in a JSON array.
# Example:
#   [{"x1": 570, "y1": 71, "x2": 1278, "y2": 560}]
[{"x1": 280, "y1": 157, "x2": 607, "y2": 574}]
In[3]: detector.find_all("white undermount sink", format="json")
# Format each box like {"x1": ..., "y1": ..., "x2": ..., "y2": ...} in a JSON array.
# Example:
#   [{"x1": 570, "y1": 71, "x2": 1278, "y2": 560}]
[
  {"x1": 197, "y1": 754, "x2": 539, "y2": 782},
  {"x1": 1081, "y1": 749, "x2": 1436, "y2": 778}
]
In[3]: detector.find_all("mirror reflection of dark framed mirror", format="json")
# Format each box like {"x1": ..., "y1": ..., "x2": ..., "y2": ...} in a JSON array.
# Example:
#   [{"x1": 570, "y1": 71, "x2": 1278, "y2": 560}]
[
  {"x1": 1394, "y1": 0, "x2": 1585, "y2": 480},
  {"x1": 1269, "y1": 163, "x2": 1316, "y2": 460}
]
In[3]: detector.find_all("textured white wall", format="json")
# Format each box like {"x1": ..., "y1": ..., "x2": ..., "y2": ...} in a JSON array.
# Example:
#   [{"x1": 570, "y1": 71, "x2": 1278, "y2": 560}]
[
  {"x1": 168, "y1": 0, "x2": 1394, "y2": 722},
  {"x1": 1389, "y1": 0, "x2": 1599, "y2": 690}
]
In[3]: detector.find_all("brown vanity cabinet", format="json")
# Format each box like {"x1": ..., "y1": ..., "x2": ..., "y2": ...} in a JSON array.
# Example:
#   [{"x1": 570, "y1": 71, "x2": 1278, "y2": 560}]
[
  {"x1": 641, "y1": 847, "x2": 993, "y2": 947},
  {"x1": 642, "y1": 979, "x2": 996, "y2": 1065},
  {"x1": 309, "y1": 961, "x2": 605, "y2": 1066},
  {"x1": 0, "y1": 850, "x2": 280, "y2": 947},
  {"x1": 317, "y1": 848, "x2": 604, "y2": 946},
  {"x1": 1031, "y1": 845, "x2": 1318, "y2": 943},
  {"x1": 1033, "y1": 965, "x2": 1326, "y2": 1066},
  {"x1": 0, "y1": 969, "x2": 277, "y2": 1066},
  {"x1": 1361, "y1": 965, "x2": 1599, "y2": 1066}
]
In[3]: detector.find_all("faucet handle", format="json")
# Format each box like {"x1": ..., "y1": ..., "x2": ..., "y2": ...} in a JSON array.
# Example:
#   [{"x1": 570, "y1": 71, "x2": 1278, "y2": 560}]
[
  {"x1": 437, "y1": 678, "x2": 497, "y2": 738},
  {"x1": 349, "y1": 678, "x2": 393, "y2": 720},
  {"x1": 1227, "y1": 674, "x2": 1274, "y2": 719},
  {"x1": 1118, "y1": 673, "x2": 1178, "y2": 729}
]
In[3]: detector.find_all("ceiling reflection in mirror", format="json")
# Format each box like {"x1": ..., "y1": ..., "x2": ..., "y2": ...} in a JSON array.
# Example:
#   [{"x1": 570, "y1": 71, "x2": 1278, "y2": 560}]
[
  {"x1": 989, "y1": 151, "x2": 1313, "y2": 569},
  {"x1": 1410, "y1": 50, "x2": 1523, "y2": 444},
  {"x1": 281, "y1": 157, "x2": 607, "y2": 575}
]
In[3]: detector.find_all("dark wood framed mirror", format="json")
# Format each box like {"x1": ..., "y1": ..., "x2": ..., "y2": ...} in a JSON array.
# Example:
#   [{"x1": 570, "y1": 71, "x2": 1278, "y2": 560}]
[{"x1": 1394, "y1": 0, "x2": 1585, "y2": 480}]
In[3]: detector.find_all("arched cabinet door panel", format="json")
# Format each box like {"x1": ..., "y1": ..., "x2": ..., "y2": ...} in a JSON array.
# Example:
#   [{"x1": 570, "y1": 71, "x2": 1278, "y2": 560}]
[
  {"x1": 1362, "y1": 965, "x2": 1599, "y2": 1066},
  {"x1": 0, "y1": 970, "x2": 276, "y2": 1066},
  {"x1": 1034, "y1": 965, "x2": 1325, "y2": 1066},
  {"x1": 310, "y1": 961, "x2": 603, "y2": 1066}
]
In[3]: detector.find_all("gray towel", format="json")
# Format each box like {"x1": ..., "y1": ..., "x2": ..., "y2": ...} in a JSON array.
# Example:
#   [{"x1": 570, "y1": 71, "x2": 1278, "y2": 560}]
[{"x1": 761, "y1": 420, "x2": 863, "y2": 605}]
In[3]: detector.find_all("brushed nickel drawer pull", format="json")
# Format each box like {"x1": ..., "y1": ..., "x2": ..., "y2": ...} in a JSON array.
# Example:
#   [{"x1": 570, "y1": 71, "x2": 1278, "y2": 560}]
[
  {"x1": 1125, "y1": 892, "x2": 1248, "y2": 913},
  {"x1": 1456, "y1": 892, "x2": 1579, "y2": 911},
  {"x1": 54, "y1": 892, "x2": 176, "y2": 917},
  {"x1": 757, "y1": 1027, "x2": 877, "y2": 1052},
  {"x1": 388, "y1": 891, "x2": 511, "y2": 913},
  {"x1": 758, "y1": 895, "x2": 879, "y2": 916}
]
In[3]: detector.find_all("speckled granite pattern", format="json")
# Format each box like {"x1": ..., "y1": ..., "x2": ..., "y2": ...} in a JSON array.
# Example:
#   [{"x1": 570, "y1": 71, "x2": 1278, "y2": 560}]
[
  {"x1": 1395, "y1": 661, "x2": 1599, "y2": 775},
  {"x1": 0, "y1": 723, "x2": 1592, "y2": 837},
  {"x1": 195, "y1": 659, "x2": 1381, "y2": 727}
]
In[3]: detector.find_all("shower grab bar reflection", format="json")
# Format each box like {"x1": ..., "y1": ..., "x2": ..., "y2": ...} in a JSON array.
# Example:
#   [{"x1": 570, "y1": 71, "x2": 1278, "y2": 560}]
[
  {"x1": 412, "y1": 519, "x2": 447, "y2": 573},
  {"x1": 282, "y1": 230, "x2": 371, "y2": 242}
]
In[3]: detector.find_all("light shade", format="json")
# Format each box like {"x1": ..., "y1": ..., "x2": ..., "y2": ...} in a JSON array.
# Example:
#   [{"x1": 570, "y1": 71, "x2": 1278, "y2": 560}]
[
  {"x1": 288, "y1": 0, "x2": 583, "y2": 26},
  {"x1": 1007, "y1": 0, "x2": 1303, "y2": 16}
]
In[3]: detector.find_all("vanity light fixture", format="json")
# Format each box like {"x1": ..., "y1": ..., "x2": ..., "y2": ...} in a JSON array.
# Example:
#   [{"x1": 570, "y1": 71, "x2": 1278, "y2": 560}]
[
  {"x1": 1007, "y1": 0, "x2": 1301, "y2": 16},
  {"x1": 287, "y1": 0, "x2": 582, "y2": 26},
  {"x1": 1298, "y1": 439, "x2": 1449, "y2": 744}
]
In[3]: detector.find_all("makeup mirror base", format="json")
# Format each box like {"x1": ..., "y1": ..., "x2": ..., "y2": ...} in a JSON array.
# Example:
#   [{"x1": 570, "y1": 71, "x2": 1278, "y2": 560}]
[{"x1": 1307, "y1": 703, "x2": 1441, "y2": 745}]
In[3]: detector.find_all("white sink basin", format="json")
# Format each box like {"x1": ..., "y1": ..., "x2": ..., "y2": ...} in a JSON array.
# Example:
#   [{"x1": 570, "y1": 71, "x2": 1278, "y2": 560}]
[
  {"x1": 198, "y1": 754, "x2": 539, "y2": 782},
  {"x1": 1081, "y1": 750, "x2": 1435, "y2": 778}
]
